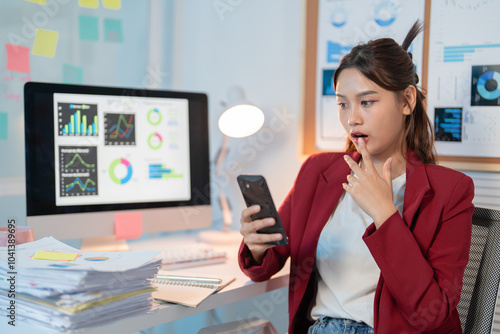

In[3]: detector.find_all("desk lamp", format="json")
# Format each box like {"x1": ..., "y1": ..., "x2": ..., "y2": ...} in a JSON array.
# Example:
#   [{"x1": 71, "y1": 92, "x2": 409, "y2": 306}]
[{"x1": 199, "y1": 86, "x2": 265, "y2": 244}]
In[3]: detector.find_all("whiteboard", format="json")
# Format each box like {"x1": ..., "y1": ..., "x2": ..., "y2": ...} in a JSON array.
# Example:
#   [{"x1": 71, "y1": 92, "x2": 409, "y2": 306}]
[{"x1": 0, "y1": 0, "x2": 152, "y2": 181}]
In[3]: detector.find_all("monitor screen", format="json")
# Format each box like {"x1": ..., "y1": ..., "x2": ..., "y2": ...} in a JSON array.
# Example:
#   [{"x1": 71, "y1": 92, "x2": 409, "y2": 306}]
[{"x1": 24, "y1": 82, "x2": 211, "y2": 243}]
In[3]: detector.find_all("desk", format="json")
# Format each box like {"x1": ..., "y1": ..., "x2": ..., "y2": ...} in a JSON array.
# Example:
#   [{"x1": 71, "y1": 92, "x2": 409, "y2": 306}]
[{"x1": 1, "y1": 234, "x2": 290, "y2": 334}]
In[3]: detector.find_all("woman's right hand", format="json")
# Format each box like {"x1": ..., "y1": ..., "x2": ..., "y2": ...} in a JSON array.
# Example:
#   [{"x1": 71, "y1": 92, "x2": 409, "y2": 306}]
[{"x1": 240, "y1": 205, "x2": 283, "y2": 265}]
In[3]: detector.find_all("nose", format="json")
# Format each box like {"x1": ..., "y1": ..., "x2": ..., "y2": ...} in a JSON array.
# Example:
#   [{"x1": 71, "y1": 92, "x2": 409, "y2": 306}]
[{"x1": 347, "y1": 106, "x2": 362, "y2": 126}]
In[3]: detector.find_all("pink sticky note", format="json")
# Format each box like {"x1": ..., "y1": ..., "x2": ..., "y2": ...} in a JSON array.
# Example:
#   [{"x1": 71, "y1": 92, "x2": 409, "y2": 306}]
[
  {"x1": 5, "y1": 44, "x2": 30, "y2": 74},
  {"x1": 114, "y1": 212, "x2": 142, "y2": 240}
]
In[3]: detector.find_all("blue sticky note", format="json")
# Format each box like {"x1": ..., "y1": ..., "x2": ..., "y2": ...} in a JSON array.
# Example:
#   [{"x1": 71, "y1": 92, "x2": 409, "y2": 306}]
[
  {"x1": 104, "y1": 18, "x2": 123, "y2": 42},
  {"x1": 63, "y1": 64, "x2": 83, "y2": 84},
  {"x1": 79, "y1": 15, "x2": 99, "y2": 41},
  {"x1": 0, "y1": 112, "x2": 8, "y2": 140}
]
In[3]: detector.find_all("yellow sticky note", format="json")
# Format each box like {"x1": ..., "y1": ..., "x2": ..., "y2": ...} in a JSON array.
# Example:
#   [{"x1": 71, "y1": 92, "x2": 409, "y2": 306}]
[
  {"x1": 25, "y1": 0, "x2": 47, "y2": 4},
  {"x1": 32, "y1": 29, "x2": 59, "y2": 58},
  {"x1": 103, "y1": 0, "x2": 121, "y2": 10},
  {"x1": 79, "y1": 0, "x2": 99, "y2": 8},
  {"x1": 33, "y1": 250, "x2": 78, "y2": 261}
]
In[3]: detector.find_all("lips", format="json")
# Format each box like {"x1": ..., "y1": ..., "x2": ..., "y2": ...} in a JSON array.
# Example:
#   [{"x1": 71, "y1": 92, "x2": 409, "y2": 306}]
[{"x1": 350, "y1": 131, "x2": 368, "y2": 144}]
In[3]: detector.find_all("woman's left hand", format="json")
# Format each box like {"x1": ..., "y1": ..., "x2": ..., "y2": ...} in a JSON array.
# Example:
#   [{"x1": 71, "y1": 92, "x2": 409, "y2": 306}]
[{"x1": 342, "y1": 140, "x2": 398, "y2": 228}]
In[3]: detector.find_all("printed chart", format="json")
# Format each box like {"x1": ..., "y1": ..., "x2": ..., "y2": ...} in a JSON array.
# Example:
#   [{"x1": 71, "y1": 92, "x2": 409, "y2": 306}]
[
  {"x1": 427, "y1": 0, "x2": 500, "y2": 158},
  {"x1": 315, "y1": 0, "x2": 425, "y2": 151}
]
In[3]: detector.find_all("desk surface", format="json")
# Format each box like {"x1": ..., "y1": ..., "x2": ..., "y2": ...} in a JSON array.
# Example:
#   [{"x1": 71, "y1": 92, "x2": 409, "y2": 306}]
[{"x1": 2, "y1": 234, "x2": 290, "y2": 334}]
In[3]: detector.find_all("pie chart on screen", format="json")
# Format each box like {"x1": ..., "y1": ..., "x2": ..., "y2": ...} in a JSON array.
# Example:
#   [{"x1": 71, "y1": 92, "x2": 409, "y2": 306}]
[{"x1": 109, "y1": 158, "x2": 133, "y2": 185}]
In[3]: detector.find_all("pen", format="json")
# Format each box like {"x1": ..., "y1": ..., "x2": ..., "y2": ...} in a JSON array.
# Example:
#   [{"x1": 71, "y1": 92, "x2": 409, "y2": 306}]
[{"x1": 155, "y1": 274, "x2": 222, "y2": 285}]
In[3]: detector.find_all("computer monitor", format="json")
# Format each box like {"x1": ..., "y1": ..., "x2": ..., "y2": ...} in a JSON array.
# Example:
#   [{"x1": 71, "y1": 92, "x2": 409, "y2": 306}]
[{"x1": 24, "y1": 82, "x2": 211, "y2": 249}]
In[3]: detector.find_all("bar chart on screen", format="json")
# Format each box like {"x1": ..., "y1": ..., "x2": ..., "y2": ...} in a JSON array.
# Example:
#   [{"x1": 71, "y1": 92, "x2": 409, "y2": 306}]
[{"x1": 58, "y1": 103, "x2": 98, "y2": 136}]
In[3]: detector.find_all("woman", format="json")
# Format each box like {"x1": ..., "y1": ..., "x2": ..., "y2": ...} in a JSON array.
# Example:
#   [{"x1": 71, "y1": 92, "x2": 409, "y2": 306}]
[{"x1": 238, "y1": 21, "x2": 474, "y2": 333}]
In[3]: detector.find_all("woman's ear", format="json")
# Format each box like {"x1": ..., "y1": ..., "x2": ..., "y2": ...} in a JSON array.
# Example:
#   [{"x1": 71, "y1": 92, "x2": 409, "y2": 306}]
[{"x1": 402, "y1": 85, "x2": 417, "y2": 115}]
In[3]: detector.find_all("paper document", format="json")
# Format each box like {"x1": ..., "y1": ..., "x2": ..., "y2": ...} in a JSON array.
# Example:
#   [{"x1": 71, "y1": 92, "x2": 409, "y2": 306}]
[
  {"x1": 0, "y1": 236, "x2": 159, "y2": 271},
  {"x1": 152, "y1": 275, "x2": 235, "y2": 308}
]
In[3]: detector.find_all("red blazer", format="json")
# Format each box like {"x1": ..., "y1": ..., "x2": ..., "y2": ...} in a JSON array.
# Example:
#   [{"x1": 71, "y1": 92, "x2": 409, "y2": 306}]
[{"x1": 239, "y1": 151, "x2": 474, "y2": 334}]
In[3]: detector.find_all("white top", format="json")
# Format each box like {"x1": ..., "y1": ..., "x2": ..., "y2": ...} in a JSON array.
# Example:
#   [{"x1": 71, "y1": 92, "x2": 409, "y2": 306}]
[{"x1": 311, "y1": 173, "x2": 407, "y2": 327}]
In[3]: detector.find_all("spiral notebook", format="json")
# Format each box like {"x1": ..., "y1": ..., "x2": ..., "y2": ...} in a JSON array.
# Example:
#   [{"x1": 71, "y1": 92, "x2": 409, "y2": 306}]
[{"x1": 152, "y1": 275, "x2": 236, "y2": 308}]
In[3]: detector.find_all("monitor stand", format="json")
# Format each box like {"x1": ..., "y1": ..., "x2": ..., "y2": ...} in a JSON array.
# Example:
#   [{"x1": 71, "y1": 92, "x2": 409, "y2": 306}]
[{"x1": 80, "y1": 235, "x2": 129, "y2": 252}]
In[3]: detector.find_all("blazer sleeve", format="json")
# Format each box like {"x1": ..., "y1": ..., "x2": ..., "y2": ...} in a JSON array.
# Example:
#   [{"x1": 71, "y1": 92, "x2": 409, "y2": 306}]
[
  {"x1": 363, "y1": 173, "x2": 474, "y2": 331},
  {"x1": 238, "y1": 191, "x2": 292, "y2": 282},
  {"x1": 237, "y1": 155, "x2": 319, "y2": 282}
]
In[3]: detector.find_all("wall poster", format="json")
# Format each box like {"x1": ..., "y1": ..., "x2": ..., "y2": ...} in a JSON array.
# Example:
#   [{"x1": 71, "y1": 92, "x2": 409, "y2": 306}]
[{"x1": 314, "y1": 0, "x2": 425, "y2": 151}]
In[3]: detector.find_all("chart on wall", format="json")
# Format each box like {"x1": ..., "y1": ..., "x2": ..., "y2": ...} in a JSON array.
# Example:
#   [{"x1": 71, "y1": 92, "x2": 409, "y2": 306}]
[
  {"x1": 315, "y1": 0, "x2": 425, "y2": 151},
  {"x1": 427, "y1": 0, "x2": 500, "y2": 158}
]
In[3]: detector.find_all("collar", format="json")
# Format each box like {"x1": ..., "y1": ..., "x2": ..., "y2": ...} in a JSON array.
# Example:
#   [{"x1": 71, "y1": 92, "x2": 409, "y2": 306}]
[{"x1": 320, "y1": 151, "x2": 361, "y2": 185}]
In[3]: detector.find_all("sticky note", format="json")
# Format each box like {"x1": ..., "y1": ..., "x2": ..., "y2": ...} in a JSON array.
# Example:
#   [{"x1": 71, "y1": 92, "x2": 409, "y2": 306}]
[
  {"x1": 103, "y1": 0, "x2": 121, "y2": 10},
  {"x1": 79, "y1": 0, "x2": 98, "y2": 8},
  {"x1": 32, "y1": 29, "x2": 59, "y2": 58},
  {"x1": 114, "y1": 212, "x2": 142, "y2": 240},
  {"x1": 33, "y1": 250, "x2": 79, "y2": 261},
  {"x1": 79, "y1": 15, "x2": 99, "y2": 41},
  {"x1": 0, "y1": 112, "x2": 7, "y2": 140},
  {"x1": 5, "y1": 44, "x2": 30, "y2": 74},
  {"x1": 63, "y1": 64, "x2": 83, "y2": 84},
  {"x1": 104, "y1": 18, "x2": 123, "y2": 42},
  {"x1": 25, "y1": 0, "x2": 47, "y2": 4}
]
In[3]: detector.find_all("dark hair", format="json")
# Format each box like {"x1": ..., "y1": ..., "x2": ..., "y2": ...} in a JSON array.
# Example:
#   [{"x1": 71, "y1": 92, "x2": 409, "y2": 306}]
[{"x1": 333, "y1": 20, "x2": 436, "y2": 164}]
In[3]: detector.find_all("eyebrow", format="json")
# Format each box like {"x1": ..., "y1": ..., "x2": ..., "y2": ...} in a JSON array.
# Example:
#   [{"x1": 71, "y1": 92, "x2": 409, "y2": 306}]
[{"x1": 336, "y1": 90, "x2": 379, "y2": 98}]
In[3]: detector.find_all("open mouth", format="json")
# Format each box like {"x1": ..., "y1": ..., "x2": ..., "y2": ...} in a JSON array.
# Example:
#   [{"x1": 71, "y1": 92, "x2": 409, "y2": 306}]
[{"x1": 351, "y1": 132, "x2": 368, "y2": 143}]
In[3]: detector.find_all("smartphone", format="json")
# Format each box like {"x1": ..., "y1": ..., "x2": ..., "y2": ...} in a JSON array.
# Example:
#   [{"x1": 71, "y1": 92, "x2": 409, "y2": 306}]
[{"x1": 237, "y1": 174, "x2": 289, "y2": 246}]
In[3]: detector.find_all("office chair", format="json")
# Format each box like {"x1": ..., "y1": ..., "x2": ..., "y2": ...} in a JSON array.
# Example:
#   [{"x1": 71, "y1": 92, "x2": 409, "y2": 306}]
[
  {"x1": 457, "y1": 207, "x2": 500, "y2": 334},
  {"x1": 197, "y1": 318, "x2": 278, "y2": 334}
]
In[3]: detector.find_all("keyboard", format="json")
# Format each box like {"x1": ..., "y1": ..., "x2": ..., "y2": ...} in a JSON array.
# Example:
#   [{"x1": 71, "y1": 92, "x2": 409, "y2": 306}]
[{"x1": 158, "y1": 243, "x2": 227, "y2": 269}]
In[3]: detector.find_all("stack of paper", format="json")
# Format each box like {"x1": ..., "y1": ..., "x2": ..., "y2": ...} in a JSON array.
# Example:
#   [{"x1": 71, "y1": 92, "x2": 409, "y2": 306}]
[{"x1": 0, "y1": 237, "x2": 161, "y2": 333}]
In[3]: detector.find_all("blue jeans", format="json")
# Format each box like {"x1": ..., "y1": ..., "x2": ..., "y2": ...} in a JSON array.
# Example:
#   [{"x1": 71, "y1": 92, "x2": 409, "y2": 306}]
[{"x1": 308, "y1": 316, "x2": 374, "y2": 334}]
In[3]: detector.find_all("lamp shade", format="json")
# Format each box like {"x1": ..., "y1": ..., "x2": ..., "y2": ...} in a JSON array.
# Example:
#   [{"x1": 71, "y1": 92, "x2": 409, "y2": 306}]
[{"x1": 218, "y1": 104, "x2": 265, "y2": 138}]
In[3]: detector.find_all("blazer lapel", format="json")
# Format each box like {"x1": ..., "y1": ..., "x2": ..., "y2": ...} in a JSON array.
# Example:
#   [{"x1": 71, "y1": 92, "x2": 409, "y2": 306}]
[
  {"x1": 402, "y1": 151, "x2": 431, "y2": 227},
  {"x1": 299, "y1": 152, "x2": 361, "y2": 254}
]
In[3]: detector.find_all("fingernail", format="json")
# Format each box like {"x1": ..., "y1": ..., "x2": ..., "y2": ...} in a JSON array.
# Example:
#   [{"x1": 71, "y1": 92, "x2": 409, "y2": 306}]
[{"x1": 343, "y1": 155, "x2": 348, "y2": 160}]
